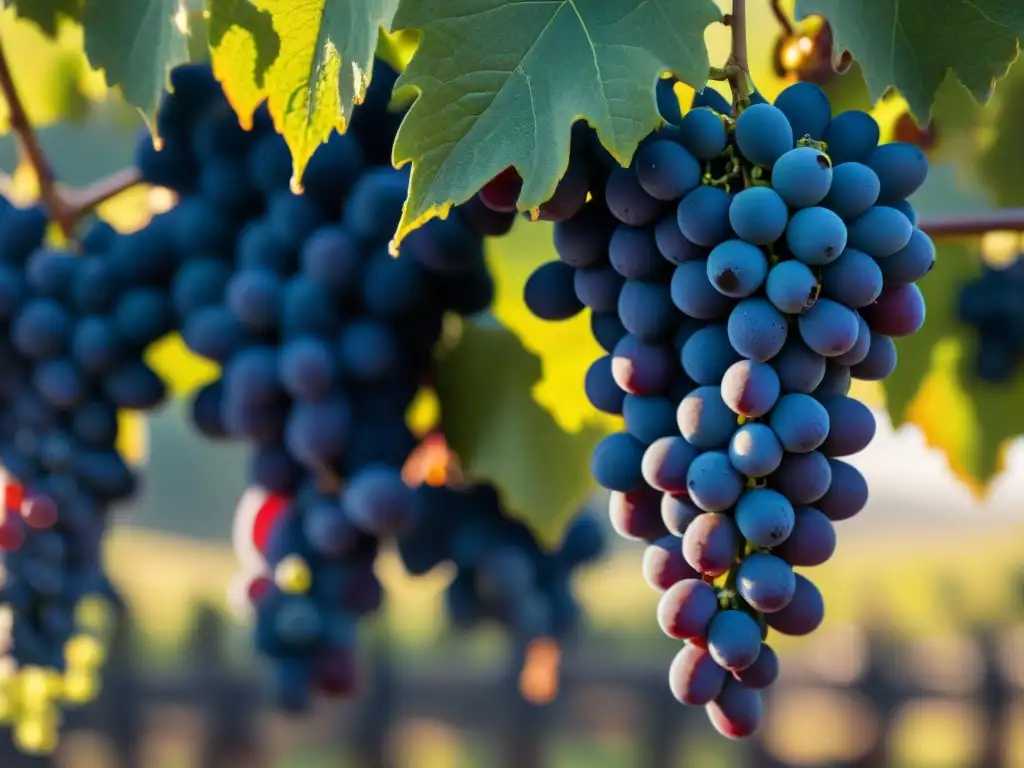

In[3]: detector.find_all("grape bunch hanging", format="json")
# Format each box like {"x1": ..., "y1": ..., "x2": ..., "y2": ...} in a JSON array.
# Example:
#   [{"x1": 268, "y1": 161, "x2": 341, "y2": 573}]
[
  {"x1": 486, "y1": 80, "x2": 934, "y2": 737},
  {"x1": 134, "y1": 64, "x2": 605, "y2": 712},
  {"x1": 958, "y1": 257, "x2": 1024, "y2": 382}
]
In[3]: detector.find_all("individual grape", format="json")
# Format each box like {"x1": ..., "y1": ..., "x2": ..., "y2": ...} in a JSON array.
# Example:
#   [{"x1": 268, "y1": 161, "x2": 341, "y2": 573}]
[
  {"x1": 706, "y1": 240, "x2": 769, "y2": 298},
  {"x1": 609, "y1": 225, "x2": 670, "y2": 280},
  {"x1": 677, "y1": 386, "x2": 738, "y2": 449},
  {"x1": 771, "y1": 147, "x2": 833, "y2": 208},
  {"x1": 611, "y1": 335, "x2": 674, "y2": 395},
  {"x1": 642, "y1": 436, "x2": 700, "y2": 494},
  {"x1": 735, "y1": 552, "x2": 796, "y2": 612},
  {"x1": 765, "y1": 260, "x2": 820, "y2": 315},
  {"x1": 72, "y1": 316, "x2": 122, "y2": 375},
  {"x1": 685, "y1": 453, "x2": 743, "y2": 514},
  {"x1": 817, "y1": 459, "x2": 868, "y2": 521},
  {"x1": 720, "y1": 360, "x2": 781, "y2": 418},
  {"x1": 459, "y1": 196, "x2": 516, "y2": 237},
  {"x1": 553, "y1": 201, "x2": 616, "y2": 268},
  {"x1": 279, "y1": 338, "x2": 334, "y2": 401},
  {"x1": 820, "y1": 162, "x2": 880, "y2": 220},
  {"x1": 734, "y1": 104, "x2": 794, "y2": 168},
  {"x1": 661, "y1": 494, "x2": 702, "y2": 537},
  {"x1": 878, "y1": 228, "x2": 935, "y2": 286},
  {"x1": 818, "y1": 395, "x2": 876, "y2": 457},
  {"x1": 894, "y1": 199, "x2": 918, "y2": 226},
  {"x1": 786, "y1": 207, "x2": 847, "y2": 266},
  {"x1": 618, "y1": 280, "x2": 676, "y2": 340},
  {"x1": 537, "y1": 151, "x2": 590, "y2": 221},
  {"x1": 671, "y1": 260, "x2": 735, "y2": 320},
  {"x1": 771, "y1": 338, "x2": 826, "y2": 393},
  {"x1": 21, "y1": 495, "x2": 59, "y2": 530},
  {"x1": 765, "y1": 574, "x2": 824, "y2": 636},
  {"x1": 605, "y1": 166, "x2": 663, "y2": 227},
  {"x1": 681, "y1": 325, "x2": 740, "y2": 385},
  {"x1": 658, "y1": 579, "x2": 719, "y2": 642},
  {"x1": 868, "y1": 142, "x2": 929, "y2": 204},
  {"x1": 726, "y1": 298, "x2": 788, "y2": 362},
  {"x1": 770, "y1": 451, "x2": 832, "y2": 505},
  {"x1": 798, "y1": 298, "x2": 860, "y2": 357},
  {"x1": 734, "y1": 489, "x2": 795, "y2": 548},
  {"x1": 183, "y1": 305, "x2": 244, "y2": 363},
  {"x1": 820, "y1": 249, "x2": 883, "y2": 309},
  {"x1": 728, "y1": 423, "x2": 783, "y2": 478},
  {"x1": 33, "y1": 359, "x2": 85, "y2": 408},
  {"x1": 768, "y1": 394, "x2": 830, "y2": 453},
  {"x1": 104, "y1": 361, "x2": 166, "y2": 410},
  {"x1": 654, "y1": 214, "x2": 706, "y2": 265},
  {"x1": 299, "y1": 226, "x2": 363, "y2": 296},
  {"x1": 227, "y1": 268, "x2": 281, "y2": 331},
  {"x1": 635, "y1": 140, "x2": 701, "y2": 201},
  {"x1": 524, "y1": 261, "x2": 584, "y2": 321},
  {"x1": 342, "y1": 465, "x2": 419, "y2": 538},
  {"x1": 822, "y1": 110, "x2": 879, "y2": 165},
  {"x1": 172, "y1": 258, "x2": 232, "y2": 317},
  {"x1": 775, "y1": 507, "x2": 836, "y2": 567},
  {"x1": 728, "y1": 188, "x2": 788, "y2": 245},
  {"x1": 848, "y1": 206, "x2": 913, "y2": 258},
  {"x1": 608, "y1": 488, "x2": 668, "y2": 542},
  {"x1": 679, "y1": 107, "x2": 728, "y2": 160},
  {"x1": 814, "y1": 361, "x2": 852, "y2": 398},
  {"x1": 574, "y1": 265, "x2": 625, "y2": 313},
  {"x1": 734, "y1": 644, "x2": 778, "y2": 690},
  {"x1": 692, "y1": 87, "x2": 731, "y2": 113},
  {"x1": 676, "y1": 186, "x2": 732, "y2": 248},
  {"x1": 834, "y1": 314, "x2": 871, "y2": 367},
  {"x1": 585, "y1": 356, "x2": 626, "y2": 415},
  {"x1": 591, "y1": 433, "x2": 646, "y2": 491},
  {"x1": 860, "y1": 283, "x2": 926, "y2": 337},
  {"x1": 774, "y1": 81, "x2": 831, "y2": 141},
  {"x1": 284, "y1": 398, "x2": 351, "y2": 468},
  {"x1": 668, "y1": 644, "x2": 728, "y2": 706},
  {"x1": 591, "y1": 311, "x2": 628, "y2": 353},
  {"x1": 361, "y1": 253, "x2": 426, "y2": 321},
  {"x1": 114, "y1": 288, "x2": 175, "y2": 347},
  {"x1": 707, "y1": 610, "x2": 762, "y2": 671},
  {"x1": 851, "y1": 332, "x2": 897, "y2": 381},
  {"x1": 706, "y1": 678, "x2": 764, "y2": 739},
  {"x1": 643, "y1": 535, "x2": 699, "y2": 591},
  {"x1": 12, "y1": 299, "x2": 72, "y2": 359},
  {"x1": 682, "y1": 511, "x2": 739, "y2": 576}
]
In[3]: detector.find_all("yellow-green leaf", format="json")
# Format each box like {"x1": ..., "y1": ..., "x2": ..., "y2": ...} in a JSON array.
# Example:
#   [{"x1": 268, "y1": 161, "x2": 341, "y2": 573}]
[
  {"x1": 390, "y1": 0, "x2": 723, "y2": 245},
  {"x1": 9, "y1": 0, "x2": 82, "y2": 36},
  {"x1": 435, "y1": 317, "x2": 603, "y2": 549},
  {"x1": 81, "y1": 0, "x2": 190, "y2": 126},
  {"x1": 207, "y1": 0, "x2": 398, "y2": 186}
]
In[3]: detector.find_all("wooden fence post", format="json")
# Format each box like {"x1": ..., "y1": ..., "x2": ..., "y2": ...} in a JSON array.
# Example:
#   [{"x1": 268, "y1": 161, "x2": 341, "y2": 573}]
[
  {"x1": 189, "y1": 604, "x2": 265, "y2": 768},
  {"x1": 96, "y1": 607, "x2": 143, "y2": 768}
]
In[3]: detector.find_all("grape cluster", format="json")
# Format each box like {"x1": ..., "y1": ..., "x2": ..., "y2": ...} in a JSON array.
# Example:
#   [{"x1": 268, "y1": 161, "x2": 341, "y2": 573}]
[
  {"x1": 957, "y1": 258, "x2": 1024, "y2": 382},
  {"x1": 0, "y1": 191, "x2": 177, "y2": 749},
  {"x1": 398, "y1": 483, "x2": 605, "y2": 642},
  {"x1": 500, "y1": 81, "x2": 933, "y2": 737},
  {"x1": 135, "y1": 63, "x2": 512, "y2": 709}
]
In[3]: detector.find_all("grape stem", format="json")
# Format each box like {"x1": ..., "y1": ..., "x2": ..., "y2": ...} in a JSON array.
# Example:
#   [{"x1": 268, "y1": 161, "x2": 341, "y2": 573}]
[
  {"x1": 64, "y1": 167, "x2": 145, "y2": 220},
  {"x1": 0, "y1": 33, "x2": 75, "y2": 240},
  {"x1": 769, "y1": 0, "x2": 796, "y2": 36},
  {"x1": 721, "y1": 0, "x2": 751, "y2": 113},
  {"x1": 918, "y1": 208, "x2": 1024, "y2": 239}
]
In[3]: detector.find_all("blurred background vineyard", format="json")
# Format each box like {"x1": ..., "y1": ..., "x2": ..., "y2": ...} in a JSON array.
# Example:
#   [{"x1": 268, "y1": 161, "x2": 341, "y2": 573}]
[{"x1": 4, "y1": 1, "x2": 1024, "y2": 766}]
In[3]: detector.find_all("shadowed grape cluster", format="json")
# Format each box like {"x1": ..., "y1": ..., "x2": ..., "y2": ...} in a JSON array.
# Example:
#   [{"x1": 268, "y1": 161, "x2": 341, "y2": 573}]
[
  {"x1": 398, "y1": 483, "x2": 605, "y2": 642},
  {"x1": 957, "y1": 258, "x2": 1024, "y2": 382},
  {"x1": 496, "y1": 80, "x2": 933, "y2": 738},
  {"x1": 134, "y1": 63, "x2": 525, "y2": 710}
]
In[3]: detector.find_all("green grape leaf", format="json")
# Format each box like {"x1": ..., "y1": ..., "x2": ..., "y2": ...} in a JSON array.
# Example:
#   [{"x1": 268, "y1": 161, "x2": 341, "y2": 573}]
[
  {"x1": 435, "y1": 316, "x2": 604, "y2": 549},
  {"x1": 9, "y1": 0, "x2": 82, "y2": 35},
  {"x1": 81, "y1": 0, "x2": 190, "y2": 126},
  {"x1": 977, "y1": 58, "x2": 1024, "y2": 208},
  {"x1": 208, "y1": 0, "x2": 398, "y2": 186},
  {"x1": 390, "y1": 0, "x2": 723, "y2": 245},
  {"x1": 794, "y1": 0, "x2": 1024, "y2": 122}
]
